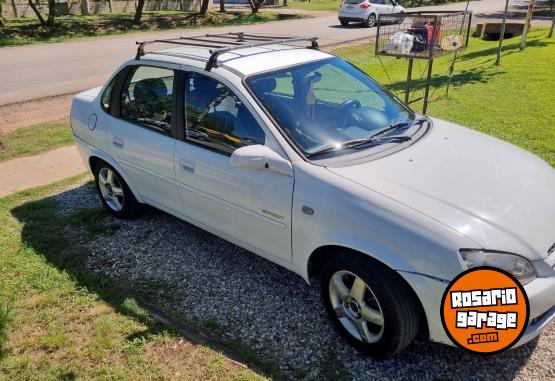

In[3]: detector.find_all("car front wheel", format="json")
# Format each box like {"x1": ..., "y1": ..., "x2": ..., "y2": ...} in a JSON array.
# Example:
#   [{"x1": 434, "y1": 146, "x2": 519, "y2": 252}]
[
  {"x1": 94, "y1": 161, "x2": 140, "y2": 219},
  {"x1": 321, "y1": 252, "x2": 420, "y2": 357}
]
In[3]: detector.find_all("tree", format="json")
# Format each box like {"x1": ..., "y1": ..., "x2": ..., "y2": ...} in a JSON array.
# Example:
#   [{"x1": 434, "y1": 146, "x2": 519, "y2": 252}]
[
  {"x1": 249, "y1": 0, "x2": 265, "y2": 13},
  {"x1": 46, "y1": 0, "x2": 56, "y2": 26},
  {"x1": 134, "y1": 0, "x2": 145, "y2": 24},
  {"x1": 0, "y1": 1, "x2": 4, "y2": 28},
  {"x1": 81, "y1": 0, "x2": 89, "y2": 15},
  {"x1": 199, "y1": 0, "x2": 209, "y2": 15},
  {"x1": 219, "y1": 0, "x2": 225, "y2": 12},
  {"x1": 27, "y1": 0, "x2": 46, "y2": 26},
  {"x1": 10, "y1": 0, "x2": 18, "y2": 18},
  {"x1": 283, "y1": 0, "x2": 288, "y2": 6}
]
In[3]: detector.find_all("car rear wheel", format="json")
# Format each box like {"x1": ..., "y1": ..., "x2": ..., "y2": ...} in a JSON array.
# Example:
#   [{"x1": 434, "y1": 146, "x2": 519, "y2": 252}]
[
  {"x1": 339, "y1": 18, "x2": 349, "y2": 26},
  {"x1": 94, "y1": 162, "x2": 140, "y2": 219},
  {"x1": 364, "y1": 13, "x2": 376, "y2": 28},
  {"x1": 320, "y1": 252, "x2": 420, "y2": 357}
]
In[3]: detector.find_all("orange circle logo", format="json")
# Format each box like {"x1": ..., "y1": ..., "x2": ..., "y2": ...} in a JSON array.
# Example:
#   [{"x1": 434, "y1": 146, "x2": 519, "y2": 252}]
[{"x1": 441, "y1": 267, "x2": 529, "y2": 354}]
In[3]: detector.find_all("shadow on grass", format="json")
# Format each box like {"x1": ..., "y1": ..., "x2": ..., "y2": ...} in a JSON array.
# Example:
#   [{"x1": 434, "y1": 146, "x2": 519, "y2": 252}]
[
  {"x1": 386, "y1": 64, "x2": 504, "y2": 95},
  {"x1": 9, "y1": 183, "x2": 542, "y2": 379},
  {"x1": 0, "y1": 11, "x2": 293, "y2": 45},
  {"x1": 381, "y1": 36, "x2": 551, "y2": 99},
  {"x1": 458, "y1": 38, "x2": 553, "y2": 61},
  {"x1": 9, "y1": 188, "x2": 281, "y2": 379}
]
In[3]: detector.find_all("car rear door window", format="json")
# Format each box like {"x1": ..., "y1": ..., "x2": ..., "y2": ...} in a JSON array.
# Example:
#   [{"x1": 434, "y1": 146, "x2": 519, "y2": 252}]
[
  {"x1": 120, "y1": 66, "x2": 174, "y2": 134},
  {"x1": 184, "y1": 73, "x2": 265, "y2": 154}
]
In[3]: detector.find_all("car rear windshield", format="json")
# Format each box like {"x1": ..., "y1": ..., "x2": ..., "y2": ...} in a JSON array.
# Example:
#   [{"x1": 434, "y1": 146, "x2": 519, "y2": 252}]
[{"x1": 344, "y1": 0, "x2": 363, "y2": 4}]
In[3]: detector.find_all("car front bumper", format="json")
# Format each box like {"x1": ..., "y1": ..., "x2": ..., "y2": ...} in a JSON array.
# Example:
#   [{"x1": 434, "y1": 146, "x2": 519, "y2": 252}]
[{"x1": 399, "y1": 270, "x2": 555, "y2": 348}]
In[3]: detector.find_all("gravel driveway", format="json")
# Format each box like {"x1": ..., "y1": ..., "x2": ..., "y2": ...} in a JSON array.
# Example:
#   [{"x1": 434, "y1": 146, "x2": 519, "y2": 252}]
[{"x1": 56, "y1": 183, "x2": 554, "y2": 380}]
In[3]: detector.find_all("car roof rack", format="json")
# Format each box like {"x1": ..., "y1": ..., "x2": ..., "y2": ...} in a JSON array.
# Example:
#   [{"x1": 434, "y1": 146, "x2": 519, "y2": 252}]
[{"x1": 135, "y1": 32, "x2": 319, "y2": 71}]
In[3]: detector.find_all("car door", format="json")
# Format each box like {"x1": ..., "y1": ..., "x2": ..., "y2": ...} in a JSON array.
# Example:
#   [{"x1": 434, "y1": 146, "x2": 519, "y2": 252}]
[
  {"x1": 106, "y1": 64, "x2": 181, "y2": 213},
  {"x1": 174, "y1": 71, "x2": 294, "y2": 265}
]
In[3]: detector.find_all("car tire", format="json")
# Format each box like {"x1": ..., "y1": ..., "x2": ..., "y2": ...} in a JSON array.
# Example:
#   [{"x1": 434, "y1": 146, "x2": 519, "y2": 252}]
[
  {"x1": 94, "y1": 161, "x2": 141, "y2": 219},
  {"x1": 339, "y1": 19, "x2": 349, "y2": 26},
  {"x1": 364, "y1": 13, "x2": 376, "y2": 28},
  {"x1": 320, "y1": 251, "x2": 420, "y2": 357}
]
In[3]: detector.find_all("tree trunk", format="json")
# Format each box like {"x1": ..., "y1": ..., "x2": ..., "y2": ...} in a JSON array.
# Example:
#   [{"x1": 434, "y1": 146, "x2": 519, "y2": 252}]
[
  {"x1": 134, "y1": 0, "x2": 145, "y2": 24},
  {"x1": 283, "y1": 0, "x2": 287, "y2": 6},
  {"x1": 108, "y1": 0, "x2": 113, "y2": 13},
  {"x1": 549, "y1": 15, "x2": 554, "y2": 38},
  {"x1": 249, "y1": 0, "x2": 264, "y2": 12},
  {"x1": 495, "y1": 0, "x2": 510, "y2": 65},
  {"x1": 219, "y1": 0, "x2": 225, "y2": 12},
  {"x1": 199, "y1": 0, "x2": 209, "y2": 15},
  {"x1": 46, "y1": 0, "x2": 56, "y2": 26},
  {"x1": 28, "y1": 0, "x2": 46, "y2": 26},
  {"x1": 11, "y1": 0, "x2": 18, "y2": 18},
  {"x1": 520, "y1": 0, "x2": 536, "y2": 50},
  {"x1": 81, "y1": 0, "x2": 89, "y2": 15}
]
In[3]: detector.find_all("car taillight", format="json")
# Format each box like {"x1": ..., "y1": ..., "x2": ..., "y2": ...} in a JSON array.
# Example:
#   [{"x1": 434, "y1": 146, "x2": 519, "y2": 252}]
[{"x1": 360, "y1": 2, "x2": 371, "y2": 8}]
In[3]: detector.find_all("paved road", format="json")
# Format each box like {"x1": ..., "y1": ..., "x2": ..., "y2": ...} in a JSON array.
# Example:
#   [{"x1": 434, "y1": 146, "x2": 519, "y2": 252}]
[{"x1": 0, "y1": 0, "x2": 547, "y2": 105}]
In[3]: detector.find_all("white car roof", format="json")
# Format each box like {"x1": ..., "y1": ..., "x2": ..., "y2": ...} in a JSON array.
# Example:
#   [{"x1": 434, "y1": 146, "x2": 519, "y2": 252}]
[{"x1": 140, "y1": 44, "x2": 332, "y2": 76}]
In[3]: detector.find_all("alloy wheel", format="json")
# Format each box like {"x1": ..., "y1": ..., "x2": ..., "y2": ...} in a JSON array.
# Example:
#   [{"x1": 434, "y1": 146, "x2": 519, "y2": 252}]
[
  {"x1": 329, "y1": 270, "x2": 385, "y2": 343},
  {"x1": 98, "y1": 167, "x2": 125, "y2": 212}
]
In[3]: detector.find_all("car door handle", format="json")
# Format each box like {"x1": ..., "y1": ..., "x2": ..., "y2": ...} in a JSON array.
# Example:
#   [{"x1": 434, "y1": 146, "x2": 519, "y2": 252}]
[
  {"x1": 179, "y1": 158, "x2": 195, "y2": 173},
  {"x1": 113, "y1": 137, "x2": 124, "y2": 148}
]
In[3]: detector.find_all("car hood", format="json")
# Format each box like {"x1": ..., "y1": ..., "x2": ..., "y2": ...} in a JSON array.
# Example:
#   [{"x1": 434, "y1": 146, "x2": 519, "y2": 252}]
[{"x1": 328, "y1": 118, "x2": 555, "y2": 260}]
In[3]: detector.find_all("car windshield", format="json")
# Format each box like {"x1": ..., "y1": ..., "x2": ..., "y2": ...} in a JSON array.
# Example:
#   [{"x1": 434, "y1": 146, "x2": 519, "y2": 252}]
[{"x1": 246, "y1": 58, "x2": 415, "y2": 157}]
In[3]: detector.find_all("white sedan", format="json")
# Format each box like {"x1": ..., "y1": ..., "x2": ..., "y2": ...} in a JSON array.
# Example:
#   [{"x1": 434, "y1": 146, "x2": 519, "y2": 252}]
[
  {"x1": 71, "y1": 33, "x2": 555, "y2": 357},
  {"x1": 339, "y1": 0, "x2": 405, "y2": 27}
]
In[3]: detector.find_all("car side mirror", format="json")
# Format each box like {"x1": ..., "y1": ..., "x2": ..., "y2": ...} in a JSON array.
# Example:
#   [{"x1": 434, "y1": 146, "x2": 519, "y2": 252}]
[{"x1": 230, "y1": 145, "x2": 293, "y2": 177}]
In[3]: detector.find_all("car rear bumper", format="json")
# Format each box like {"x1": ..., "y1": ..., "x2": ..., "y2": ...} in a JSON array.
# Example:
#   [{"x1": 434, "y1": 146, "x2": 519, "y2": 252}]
[{"x1": 338, "y1": 16, "x2": 367, "y2": 22}]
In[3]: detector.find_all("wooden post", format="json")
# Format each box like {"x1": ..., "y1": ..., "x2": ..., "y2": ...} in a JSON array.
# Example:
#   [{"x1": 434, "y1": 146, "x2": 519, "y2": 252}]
[
  {"x1": 520, "y1": 0, "x2": 536, "y2": 50},
  {"x1": 496, "y1": 0, "x2": 510, "y2": 65},
  {"x1": 405, "y1": 58, "x2": 413, "y2": 104}
]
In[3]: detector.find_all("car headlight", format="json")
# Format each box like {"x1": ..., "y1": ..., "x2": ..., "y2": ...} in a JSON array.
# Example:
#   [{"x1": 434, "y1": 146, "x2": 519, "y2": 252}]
[{"x1": 459, "y1": 249, "x2": 537, "y2": 285}]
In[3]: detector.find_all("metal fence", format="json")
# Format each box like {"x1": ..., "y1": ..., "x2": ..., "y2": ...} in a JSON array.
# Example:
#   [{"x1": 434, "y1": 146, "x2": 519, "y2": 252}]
[{"x1": 375, "y1": 11, "x2": 472, "y2": 60}]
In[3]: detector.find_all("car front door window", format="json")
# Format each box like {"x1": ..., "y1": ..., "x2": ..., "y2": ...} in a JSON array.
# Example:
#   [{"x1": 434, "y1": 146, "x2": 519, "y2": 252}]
[{"x1": 184, "y1": 73, "x2": 265, "y2": 154}]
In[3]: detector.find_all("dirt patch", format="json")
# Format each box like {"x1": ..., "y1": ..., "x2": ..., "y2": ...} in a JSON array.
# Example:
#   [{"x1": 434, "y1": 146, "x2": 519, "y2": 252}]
[{"x1": 0, "y1": 94, "x2": 73, "y2": 134}]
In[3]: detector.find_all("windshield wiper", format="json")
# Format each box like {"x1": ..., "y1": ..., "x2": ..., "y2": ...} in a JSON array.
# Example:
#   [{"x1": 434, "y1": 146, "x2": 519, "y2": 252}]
[
  {"x1": 306, "y1": 118, "x2": 427, "y2": 158},
  {"x1": 307, "y1": 134, "x2": 411, "y2": 158},
  {"x1": 368, "y1": 117, "x2": 427, "y2": 139}
]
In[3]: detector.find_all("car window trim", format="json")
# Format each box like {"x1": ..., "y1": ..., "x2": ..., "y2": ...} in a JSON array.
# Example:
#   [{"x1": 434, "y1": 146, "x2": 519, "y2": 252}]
[{"x1": 112, "y1": 63, "x2": 179, "y2": 139}]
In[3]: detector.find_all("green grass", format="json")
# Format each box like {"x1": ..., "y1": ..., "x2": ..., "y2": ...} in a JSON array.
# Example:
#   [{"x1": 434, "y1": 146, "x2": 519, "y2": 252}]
[
  {"x1": 284, "y1": 0, "x2": 343, "y2": 12},
  {"x1": 0, "y1": 11, "x2": 302, "y2": 47},
  {"x1": 333, "y1": 29, "x2": 555, "y2": 167},
  {"x1": 284, "y1": 0, "x2": 469, "y2": 13},
  {"x1": 0, "y1": 175, "x2": 269, "y2": 380},
  {"x1": 0, "y1": 120, "x2": 73, "y2": 162}
]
